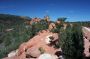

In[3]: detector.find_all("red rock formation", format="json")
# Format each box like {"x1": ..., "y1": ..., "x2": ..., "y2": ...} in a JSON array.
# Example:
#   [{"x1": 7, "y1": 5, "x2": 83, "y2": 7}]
[
  {"x1": 32, "y1": 18, "x2": 40, "y2": 22},
  {"x1": 27, "y1": 18, "x2": 40, "y2": 25},
  {"x1": 17, "y1": 30, "x2": 59, "y2": 56},
  {"x1": 83, "y1": 27, "x2": 90, "y2": 57},
  {"x1": 48, "y1": 23, "x2": 56, "y2": 30},
  {"x1": 3, "y1": 30, "x2": 60, "y2": 59}
]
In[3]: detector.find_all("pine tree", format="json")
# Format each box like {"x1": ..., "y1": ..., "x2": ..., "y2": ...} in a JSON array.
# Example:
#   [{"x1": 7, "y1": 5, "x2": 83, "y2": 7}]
[{"x1": 59, "y1": 23, "x2": 84, "y2": 59}]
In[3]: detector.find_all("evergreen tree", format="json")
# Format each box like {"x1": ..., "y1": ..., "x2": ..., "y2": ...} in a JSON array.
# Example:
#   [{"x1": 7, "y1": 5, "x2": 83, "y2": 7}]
[{"x1": 59, "y1": 23, "x2": 84, "y2": 59}]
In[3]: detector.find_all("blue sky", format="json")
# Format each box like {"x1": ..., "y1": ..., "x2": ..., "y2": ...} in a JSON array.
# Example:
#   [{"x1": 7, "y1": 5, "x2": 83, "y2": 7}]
[{"x1": 0, "y1": 0, "x2": 90, "y2": 21}]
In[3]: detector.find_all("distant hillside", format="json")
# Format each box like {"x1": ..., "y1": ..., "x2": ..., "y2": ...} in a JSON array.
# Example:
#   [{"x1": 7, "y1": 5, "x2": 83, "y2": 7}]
[
  {"x1": 70, "y1": 21, "x2": 90, "y2": 27},
  {"x1": 0, "y1": 14, "x2": 31, "y2": 25}
]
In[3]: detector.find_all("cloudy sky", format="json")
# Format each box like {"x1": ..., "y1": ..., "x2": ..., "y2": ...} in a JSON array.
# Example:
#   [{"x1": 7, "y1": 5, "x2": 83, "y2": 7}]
[{"x1": 0, "y1": 0, "x2": 90, "y2": 21}]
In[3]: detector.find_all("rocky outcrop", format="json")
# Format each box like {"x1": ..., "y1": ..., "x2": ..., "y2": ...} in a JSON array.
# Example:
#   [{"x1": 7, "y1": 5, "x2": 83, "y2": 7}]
[
  {"x1": 30, "y1": 18, "x2": 40, "y2": 25},
  {"x1": 83, "y1": 27, "x2": 90, "y2": 57},
  {"x1": 3, "y1": 30, "x2": 60, "y2": 59},
  {"x1": 48, "y1": 23, "x2": 56, "y2": 30}
]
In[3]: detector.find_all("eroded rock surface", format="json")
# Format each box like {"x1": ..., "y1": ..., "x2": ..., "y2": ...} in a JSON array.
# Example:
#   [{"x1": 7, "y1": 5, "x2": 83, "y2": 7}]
[
  {"x1": 3, "y1": 30, "x2": 60, "y2": 59},
  {"x1": 48, "y1": 23, "x2": 56, "y2": 30},
  {"x1": 83, "y1": 27, "x2": 90, "y2": 57}
]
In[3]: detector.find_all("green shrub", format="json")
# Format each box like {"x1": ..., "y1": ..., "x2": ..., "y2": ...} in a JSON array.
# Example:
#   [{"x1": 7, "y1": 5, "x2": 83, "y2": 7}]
[{"x1": 59, "y1": 24, "x2": 84, "y2": 59}]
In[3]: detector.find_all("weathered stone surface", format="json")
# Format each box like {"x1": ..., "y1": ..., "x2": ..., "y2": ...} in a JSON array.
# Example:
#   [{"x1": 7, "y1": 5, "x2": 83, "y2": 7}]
[
  {"x1": 26, "y1": 47, "x2": 41, "y2": 57},
  {"x1": 83, "y1": 27, "x2": 90, "y2": 57},
  {"x1": 48, "y1": 23, "x2": 56, "y2": 30},
  {"x1": 3, "y1": 30, "x2": 59, "y2": 59},
  {"x1": 17, "y1": 30, "x2": 59, "y2": 56},
  {"x1": 29, "y1": 18, "x2": 40, "y2": 25}
]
